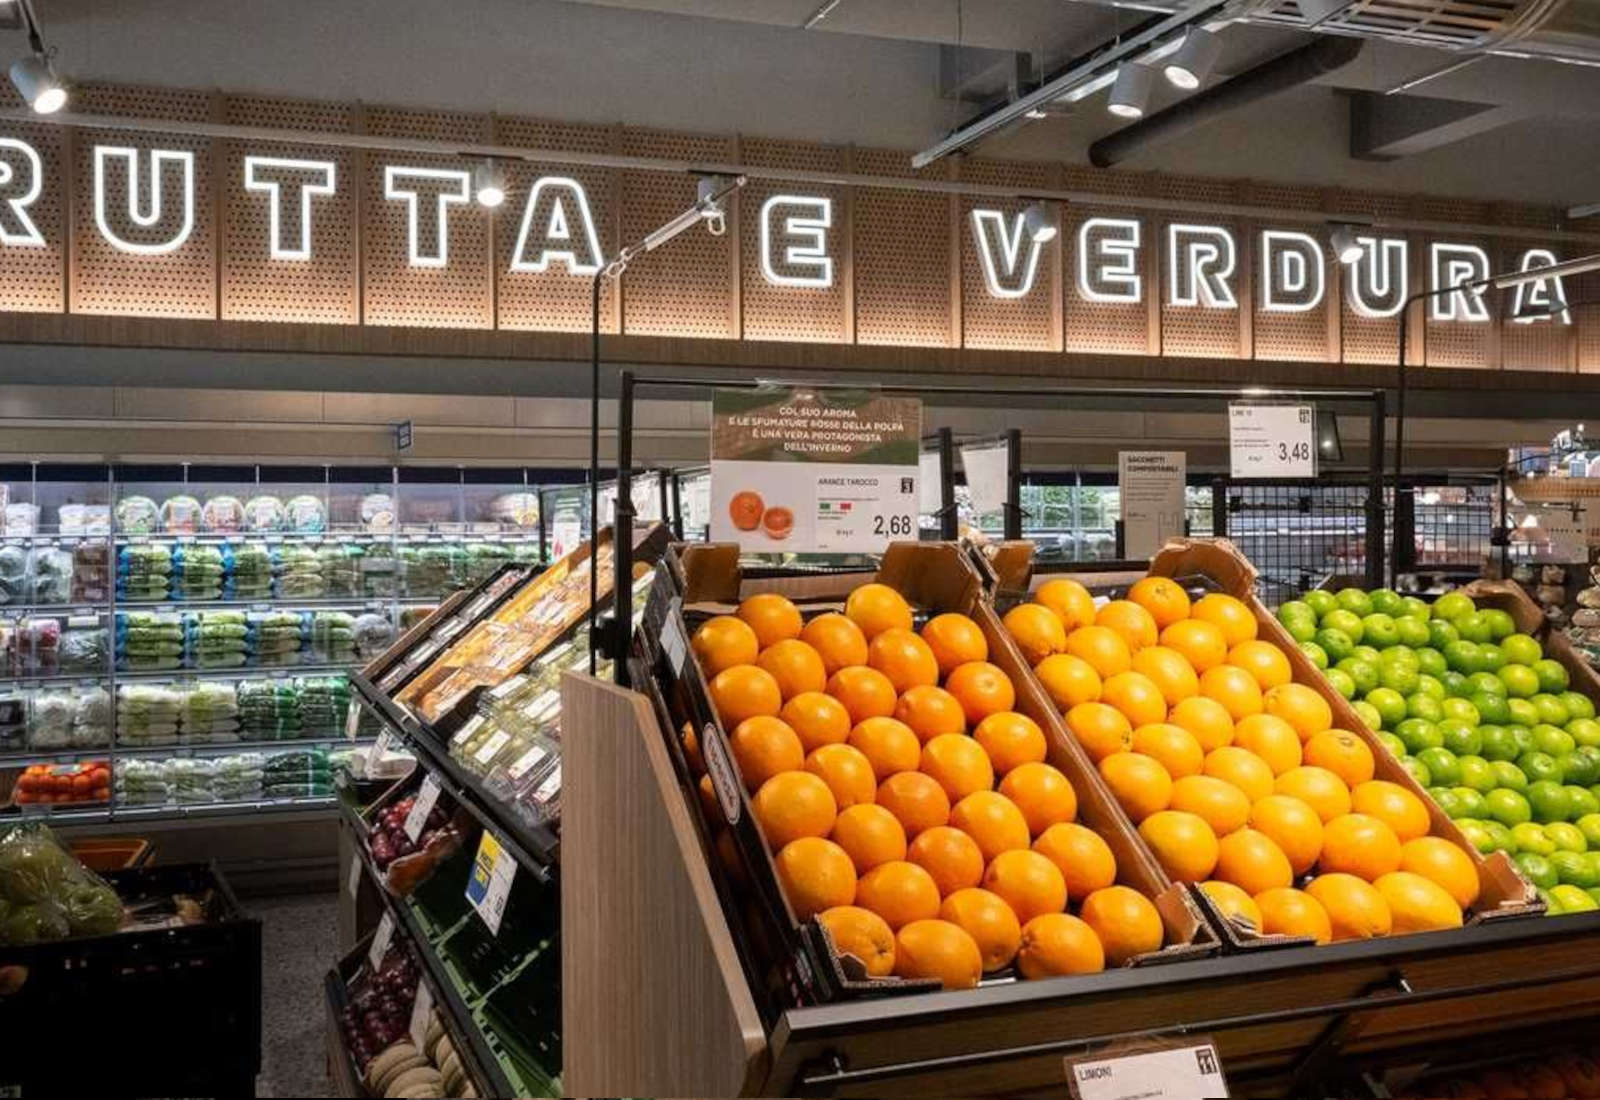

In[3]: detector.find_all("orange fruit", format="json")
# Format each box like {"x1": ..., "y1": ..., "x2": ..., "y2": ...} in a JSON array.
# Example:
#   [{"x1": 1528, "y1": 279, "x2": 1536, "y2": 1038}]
[
  {"x1": 1034, "y1": 653, "x2": 1103, "y2": 712},
  {"x1": 1233, "y1": 714, "x2": 1303, "y2": 776},
  {"x1": 817, "y1": 905, "x2": 895, "y2": 976},
  {"x1": 731, "y1": 715, "x2": 805, "y2": 792},
  {"x1": 1254, "y1": 886, "x2": 1332, "y2": 944},
  {"x1": 999, "y1": 762, "x2": 1078, "y2": 836},
  {"x1": 1035, "y1": 578, "x2": 1098, "y2": 633},
  {"x1": 804, "y1": 743, "x2": 878, "y2": 809},
  {"x1": 920, "y1": 733, "x2": 996, "y2": 802},
  {"x1": 848, "y1": 716, "x2": 922, "y2": 781},
  {"x1": 1351, "y1": 780, "x2": 1431, "y2": 843},
  {"x1": 1203, "y1": 746, "x2": 1276, "y2": 802},
  {"x1": 920, "y1": 613, "x2": 988, "y2": 674},
  {"x1": 1034, "y1": 822, "x2": 1118, "y2": 898},
  {"x1": 893, "y1": 919, "x2": 982, "y2": 990},
  {"x1": 1064, "y1": 625, "x2": 1131, "y2": 679},
  {"x1": 949, "y1": 790, "x2": 1031, "y2": 862},
  {"x1": 1066, "y1": 702, "x2": 1134, "y2": 762},
  {"x1": 800, "y1": 612, "x2": 869, "y2": 676},
  {"x1": 1097, "y1": 600, "x2": 1159, "y2": 652},
  {"x1": 1227, "y1": 640, "x2": 1293, "y2": 691},
  {"x1": 1199, "y1": 880, "x2": 1262, "y2": 932},
  {"x1": 737, "y1": 593, "x2": 803, "y2": 648},
  {"x1": 1306, "y1": 872, "x2": 1393, "y2": 940},
  {"x1": 972, "y1": 711, "x2": 1047, "y2": 775},
  {"x1": 867, "y1": 628, "x2": 940, "y2": 694},
  {"x1": 845, "y1": 583, "x2": 913, "y2": 640},
  {"x1": 1161, "y1": 618, "x2": 1229, "y2": 673},
  {"x1": 1168, "y1": 695, "x2": 1235, "y2": 752},
  {"x1": 939, "y1": 887, "x2": 1023, "y2": 971},
  {"x1": 1321, "y1": 813, "x2": 1403, "y2": 880},
  {"x1": 1199, "y1": 663, "x2": 1264, "y2": 720},
  {"x1": 830, "y1": 804, "x2": 908, "y2": 874},
  {"x1": 1250, "y1": 794, "x2": 1325, "y2": 875},
  {"x1": 1079, "y1": 885, "x2": 1163, "y2": 965},
  {"x1": 1101, "y1": 671, "x2": 1167, "y2": 728},
  {"x1": 681, "y1": 723, "x2": 705, "y2": 776},
  {"x1": 757, "y1": 639, "x2": 828, "y2": 700},
  {"x1": 1374, "y1": 871, "x2": 1462, "y2": 934},
  {"x1": 1263, "y1": 682, "x2": 1334, "y2": 741},
  {"x1": 781, "y1": 691, "x2": 854, "y2": 753},
  {"x1": 1017, "y1": 913, "x2": 1105, "y2": 978},
  {"x1": 907, "y1": 825, "x2": 986, "y2": 897},
  {"x1": 1398, "y1": 836, "x2": 1480, "y2": 909},
  {"x1": 1099, "y1": 752, "x2": 1173, "y2": 823},
  {"x1": 1128, "y1": 576, "x2": 1192, "y2": 629},
  {"x1": 944, "y1": 661, "x2": 1016, "y2": 725},
  {"x1": 894, "y1": 684, "x2": 967, "y2": 742},
  {"x1": 877, "y1": 772, "x2": 951, "y2": 838},
  {"x1": 753, "y1": 771, "x2": 838, "y2": 848},
  {"x1": 826, "y1": 666, "x2": 898, "y2": 725},
  {"x1": 1304, "y1": 729, "x2": 1375, "y2": 788},
  {"x1": 1169, "y1": 775, "x2": 1251, "y2": 836},
  {"x1": 692, "y1": 615, "x2": 760, "y2": 676},
  {"x1": 1191, "y1": 593, "x2": 1258, "y2": 647},
  {"x1": 1131, "y1": 646, "x2": 1199, "y2": 707},
  {"x1": 983, "y1": 848, "x2": 1069, "y2": 923},
  {"x1": 1276, "y1": 766, "x2": 1352, "y2": 823},
  {"x1": 1214, "y1": 827, "x2": 1294, "y2": 895},
  {"x1": 709, "y1": 664, "x2": 783, "y2": 727},
  {"x1": 856, "y1": 860, "x2": 941, "y2": 930},
  {"x1": 1131, "y1": 723, "x2": 1204, "y2": 779},
  {"x1": 1004, "y1": 603, "x2": 1068, "y2": 664},
  {"x1": 697, "y1": 774, "x2": 721, "y2": 820},
  {"x1": 774, "y1": 837, "x2": 856, "y2": 919},
  {"x1": 1139, "y1": 810, "x2": 1220, "y2": 882}
]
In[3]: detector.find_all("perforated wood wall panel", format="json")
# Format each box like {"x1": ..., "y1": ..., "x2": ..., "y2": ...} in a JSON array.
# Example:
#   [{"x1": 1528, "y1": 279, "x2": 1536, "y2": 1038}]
[
  {"x1": 69, "y1": 85, "x2": 216, "y2": 319},
  {"x1": 1422, "y1": 233, "x2": 1493, "y2": 368},
  {"x1": 0, "y1": 95, "x2": 65, "y2": 314},
  {"x1": 1243, "y1": 182, "x2": 1333, "y2": 363},
  {"x1": 1156, "y1": 179, "x2": 1244, "y2": 360},
  {"x1": 619, "y1": 128, "x2": 737, "y2": 339},
  {"x1": 851, "y1": 147, "x2": 953, "y2": 348},
  {"x1": 1498, "y1": 240, "x2": 1574, "y2": 372},
  {"x1": 738, "y1": 138, "x2": 848, "y2": 344},
  {"x1": 495, "y1": 116, "x2": 618, "y2": 333},
  {"x1": 959, "y1": 159, "x2": 1058, "y2": 353},
  {"x1": 1330, "y1": 190, "x2": 1412, "y2": 366},
  {"x1": 221, "y1": 95, "x2": 358, "y2": 324},
  {"x1": 1063, "y1": 204, "x2": 1149, "y2": 356},
  {"x1": 1573, "y1": 269, "x2": 1600, "y2": 374},
  {"x1": 362, "y1": 107, "x2": 491, "y2": 329}
]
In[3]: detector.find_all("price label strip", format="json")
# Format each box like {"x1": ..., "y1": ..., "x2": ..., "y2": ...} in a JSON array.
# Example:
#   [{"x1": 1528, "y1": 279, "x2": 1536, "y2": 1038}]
[
  {"x1": 466, "y1": 830, "x2": 517, "y2": 935},
  {"x1": 1066, "y1": 1042, "x2": 1228, "y2": 1100},
  {"x1": 367, "y1": 911, "x2": 395, "y2": 972},
  {"x1": 1228, "y1": 402, "x2": 1317, "y2": 479},
  {"x1": 403, "y1": 774, "x2": 442, "y2": 842},
  {"x1": 407, "y1": 981, "x2": 435, "y2": 1051},
  {"x1": 346, "y1": 851, "x2": 363, "y2": 898}
]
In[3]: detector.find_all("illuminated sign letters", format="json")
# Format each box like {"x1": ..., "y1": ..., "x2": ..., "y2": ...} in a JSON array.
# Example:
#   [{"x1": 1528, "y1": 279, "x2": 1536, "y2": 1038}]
[
  {"x1": 243, "y1": 157, "x2": 336, "y2": 261},
  {"x1": 1347, "y1": 236, "x2": 1408, "y2": 318},
  {"x1": 0, "y1": 138, "x2": 44, "y2": 247},
  {"x1": 971, "y1": 208, "x2": 1045, "y2": 299},
  {"x1": 1430, "y1": 243, "x2": 1491, "y2": 322},
  {"x1": 93, "y1": 146, "x2": 195, "y2": 255},
  {"x1": 1260, "y1": 231, "x2": 1325, "y2": 313},
  {"x1": 383, "y1": 166, "x2": 470, "y2": 268},
  {"x1": 510, "y1": 175, "x2": 604, "y2": 276},
  {"x1": 760, "y1": 195, "x2": 833, "y2": 287},
  {"x1": 1168, "y1": 224, "x2": 1237, "y2": 309},
  {"x1": 1511, "y1": 248, "x2": 1569, "y2": 325},
  {"x1": 1078, "y1": 217, "x2": 1141, "y2": 303}
]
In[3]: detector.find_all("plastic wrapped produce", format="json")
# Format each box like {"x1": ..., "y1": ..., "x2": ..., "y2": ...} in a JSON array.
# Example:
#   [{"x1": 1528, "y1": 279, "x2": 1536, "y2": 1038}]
[
  {"x1": 231, "y1": 541, "x2": 275, "y2": 600},
  {"x1": 26, "y1": 547, "x2": 74, "y2": 604},
  {"x1": 71, "y1": 687, "x2": 110, "y2": 748},
  {"x1": 116, "y1": 542, "x2": 173, "y2": 602},
  {"x1": 179, "y1": 681, "x2": 240, "y2": 743},
  {"x1": 490, "y1": 491, "x2": 540, "y2": 528},
  {"x1": 210, "y1": 752, "x2": 266, "y2": 801},
  {"x1": 201, "y1": 495, "x2": 245, "y2": 533},
  {"x1": 360, "y1": 543, "x2": 399, "y2": 598},
  {"x1": 27, "y1": 690, "x2": 74, "y2": 750},
  {"x1": 115, "y1": 757, "x2": 172, "y2": 805},
  {"x1": 463, "y1": 541, "x2": 514, "y2": 585},
  {"x1": 352, "y1": 613, "x2": 396, "y2": 660},
  {"x1": 4, "y1": 502, "x2": 39, "y2": 535},
  {"x1": 172, "y1": 542, "x2": 230, "y2": 601},
  {"x1": 189, "y1": 610, "x2": 249, "y2": 669},
  {"x1": 401, "y1": 544, "x2": 464, "y2": 598},
  {"x1": 251, "y1": 610, "x2": 307, "y2": 666},
  {"x1": 70, "y1": 541, "x2": 110, "y2": 603},
  {"x1": 309, "y1": 610, "x2": 356, "y2": 663},
  {"x1": 0, "y1": 544, "x2": 26, "y2": 605},
  {"x1": 238, "y1": 679, "x2": 303, "y2": 740},
  {"x1": 115, "y1": 684, "x2": 183, "y2": 745},
  {"x1": 0, "y1": 823, "x2": 123, "y2": 944},
  {"x1": 8, "y1": 618, "x2": 60, "y2": 676},
  {"x1": 359, "y1": 493, "x2": 396, "y2": 532},
  {"x1": 115, "y1": 611, "x2": 184, "y2": 671},
  {"x1": 159, "y1": 495, "x2": 202, "y2": 535},
  {"x1": 262, "y1": 746, "x2": 333, "y2": 797},
  {"x1": 115, "y1": 496, "x2": 160, "y2": 535},
  {"x1": 243, "y1": 495, "x2": 286, "y2": 532},
  {"x1": 318, "y1": 542, "x2": 362, "y2": 596},
  {"x1": 286, "y1": 494, "x2": 327, "y2": 534},
  {"x1": 277, "y1": 544, "x2": 326, "y2": 600},
  {"x1": 297, "y1": 676, "x2": 351, "y2": 735},
  {"x1": 57, "y1": 616, "x2": 108, "y2": 674},
  {"x1": 59, "y1": 504, "x2": 111, "y2": 536},
  {"x1": 0, "y1": 690, "x2": 24, "y2": 752}
]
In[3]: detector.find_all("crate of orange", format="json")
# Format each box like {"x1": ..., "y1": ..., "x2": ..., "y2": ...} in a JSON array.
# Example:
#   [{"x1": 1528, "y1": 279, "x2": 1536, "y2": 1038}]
[
  {"x1": 994, "y1": 538, "x2": 1540, "y2": 955},
  {"x1": 640, "y1": 540, "x2": 1217, "y2": 1011},
  {"x1": 12, "y1": 760, "x2": 111, "y2": 806}
]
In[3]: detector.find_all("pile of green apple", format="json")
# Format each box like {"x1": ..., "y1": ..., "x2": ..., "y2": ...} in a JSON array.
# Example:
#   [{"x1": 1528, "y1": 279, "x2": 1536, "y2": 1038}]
[{"x1": 1277, "y1": 587, "x2": 1600, "y2": 917}]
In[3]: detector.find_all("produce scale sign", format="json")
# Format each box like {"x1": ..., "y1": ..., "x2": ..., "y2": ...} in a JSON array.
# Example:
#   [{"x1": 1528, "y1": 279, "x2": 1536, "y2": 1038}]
[{"x1": 709, "y1": 387, "x2": 921, "y2": 554}]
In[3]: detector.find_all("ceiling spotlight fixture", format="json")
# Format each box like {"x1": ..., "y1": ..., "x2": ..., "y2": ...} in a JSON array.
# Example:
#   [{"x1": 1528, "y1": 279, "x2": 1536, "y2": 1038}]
[
  {"x1": 1329, "y1": 224, "x2": 1364, "y2": 265},
  {"x1": 8, "y1": 1, "x2": 68, "y2": 115},
  {"x1": 1021, "y1": 202, "x2": 1057, "y2": 244},
  {"x1": 1107, "y1": 64, "x2": 1154, "y2": 119},
  {"x1": 1163, "y1": 28, "x2": 1221, "y2": 91},
  {"x1": 472, "y1": 160, "x2": 506, "y2": 208}
]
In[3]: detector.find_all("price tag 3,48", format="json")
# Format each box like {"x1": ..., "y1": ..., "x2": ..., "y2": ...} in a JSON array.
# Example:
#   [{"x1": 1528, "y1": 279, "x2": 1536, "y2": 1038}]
[
  {"x1": 1067, "y1": 1042, "x2": 1228, "y2": 1100},
  {"x1": 465, "y1": 830, "x2": 517, "y2": 935},
  {"x1": 1228, "y1": 402, "x2": 1317, "y2": 479}
]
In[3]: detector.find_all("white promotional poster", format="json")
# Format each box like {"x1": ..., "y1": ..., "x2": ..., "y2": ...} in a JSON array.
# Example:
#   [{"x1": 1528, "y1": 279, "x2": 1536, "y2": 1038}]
[
  {"x1": 710, "y1": 387, "x2": 921, "y2": 554},
  {"x1": 961, "y1": 440, "x2": 1011, "y2": 519},
  {"x1": 1229, "y1": 403, "x2": 1318, "y2": 478},
  {"x1": 1119, "y1": 451, "x2": 1187, "y2": 560}
]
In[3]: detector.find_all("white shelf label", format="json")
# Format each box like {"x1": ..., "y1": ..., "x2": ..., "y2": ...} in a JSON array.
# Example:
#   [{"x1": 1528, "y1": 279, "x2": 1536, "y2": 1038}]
[
  {"x1": 403, "y1": 774, "x2": 441, "y2": 842},
  {"x1": 1067, "y1": 1043, "x2": 1228, "y2": 1100},
  {"x1": 366, "y1": 728, "x2": 393, "y2": 774},
  {"x1": 1229, "y1": 402, "x2": 1317, "y2": 479},
  {"x1": 367, "y1": 911, "x2": 395, "y2": 972},
  {"x1": 346, "y1": 852, "x2": 363, "y2": 898},
  {"x1": 473, "y1": 728, "x2": 511, "y2": 766},
  {"x1": 407, "y1": 981, "x2": 434, "y2": 1052},
  {"x1": 344, "y1": 699, "x2": 362, "y2": 741},
  {"x1": 466, "y1": 830, "x2": 517, "y2": 935}
]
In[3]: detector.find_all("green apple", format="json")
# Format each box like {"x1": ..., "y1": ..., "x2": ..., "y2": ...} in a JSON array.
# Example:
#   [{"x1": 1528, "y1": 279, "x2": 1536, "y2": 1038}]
[
  {"x1": 1336, "y1": 588, "x2": 1374, "y2": 617},
  {"x1": 1352, "y1": 645, "x2": 1382, "y2": 667},
  {"x1": 1416, "y1": 674, "x2": 1446, "y2": 700},
  {"x1": 1362, "y1": 613, "x2": 1400, "y2": 649},
  {"x1": 1500, "y1": 634, "x2": 1543, "y2": 666},
  {"x1": 1324, "y1": 668, "x2": 1356, "y2": 700},
  {"x1": 1485, "y1": 787, "x2": 1533, "y2": 827},
  {"x1": 1512, "y1": 822, "x2": 1557, "y2": 856},
  {"x1": 1456, "y1": 612, "x2": 1493, "y2": 644},
  {"x1": 1396, "y1": 717, "x2": 1443, "y2": 753},
  {"x1": 1282, "y1": 616, "x2": 1317, "y2": 643},
  {"x1": 1416, "y1": 647, "x2": 1448, "y2": 679},
  {"x1": 1456, "y1": 755, "x2": 1496, "y2": 793},
  {"x1": 1491, "y1": 760, "x2": 1529, "y2": 791},
  {"x1": 1368, "y1": 588, "x2": 1404, "y2": 616},
  {"x1": 1568, "y1": 718, "x2": 1600, "y2": 748},
  {"x1": 1535, "y1": 659, "x2": 1571, "y2": 693},
  {"x1": 1322, "y1": 609, "x2": 1364, "y2": 644},
  {"x1": 1279, "y1": 599, "x2": 1314, "y2": 624},
  {"x1": 1443, "y1": 640, "x2": 1481, "y2": 674},
  {"x1": 1398, "y1": 595, "x2": 1431, "y2": 621},
  {"x1": 1336, "y1": 658, "x2": 1377, "y2": 696},
  {"x1": 1507, "y1": 699, "x2": 1541, "y2": 729},
  {"x1": 1379, "y1": 661, "x2": 1421, "y2": 697},
  {"x1": 1564, "y1": 753, "x2": 1600, "y2": 787},
  {"x1": 1471, "y1": 691, "x2": 1511, "y2": 725},
  {"x1": 1299, "y1": 641, "x2": 1329, "y2": 670},
  {"x1": 1440, "y1": 697, "x2": 1481, "y2": 727},
  {"x1": 1564, "y1": 693, "x2": 1598, "y2": 722},
  {"x1": 1516, "y1": 851, "x2": 1559, "y2": 889},
  {"x1": 1430, "y1": 787, "x2": 1464, "y2": 818},
  {"x1": 1303, "y1": 589, "x2": 1337, "y2": 618},
  {"x1": 1395, "y1": 616, "x2": 1433, "y2": 648},
  {"x1": 1552, "y1": 850, "x2": 1600, "y2": 887},
  {"x1": 1508, "y1": 724, "x2": 1536, "y2": 755},
  {"x1": 1405, "y1": 694, "x2": 1444, "y2": 725},
  {"x1": 1546, "y1": 821, "x2": 1589, "y2": 853},
  {"x1": 1452, "y1": 787, "x2": 1488, "y2": 819},
  {"x1": 1433, "y1": 591, "x2": 1476, "y2": 623},
  {"x1": 1528, "y1": 779, "x2": 1574, "y2": 823},
  {"x1": 1575, "y1": 812, "x2": 1600, "y2": 849},
  {"x1": 1457, "y1": 818, "x2": 1496, "y2": 854},
  {"x1": 1416, "y1": 747, "x2": 1459, "y2": 786},
  {"x1": 1315, "y1": 627, "x2": 1355, "y2": 663},
  {"x1": 1476, "y1": 644, "x2": 1507, "y2": 674},
  {"x1": 1534, "y1": 693, "x2": 1573, "y2": 727},
  {"x1": 1519, "y1": 751, "x2": 1564, "y2": 785},
  {"x1": 1481, "y1": 820, "x2": 1517, "y2": 853},
  {"x1": 1534, "y1": 723, "x2": 1577, "y2": 757},
  {"x1": 1440, "y1": 671, "x2": 1471, "y2": 698},
  {"x1": 1550, "y1": 884, "x2": 1599, "y2": 913},
  {"x1": 1480, "y1": 609, "x2": 1517, "y2": 641},
  {"x1": 1366, "y1": 687, "x2": 1408, "y2": 729},
  {"x1": 1500, "y1": 664, "x2": 1541, "y2": 700},
  {"x1": 1438, "y1": 720, "x2": 1482, "y2": 757},
  {"x1": 1568, "y1": 785, "x2": 1600, "y2": 820},
  {"x1": 1375, "y1": 730, "x2": 1406, "y2": 758},
  {"x1": 1353, "y1": 700, "x2": 1384, "y2": 734},
  {"x1": 1478, "y1": 725, "x2": 1519, "y2": 762},
  {"x1": 1428, "y1": 620, "x2": 1461, "y2": 650}
]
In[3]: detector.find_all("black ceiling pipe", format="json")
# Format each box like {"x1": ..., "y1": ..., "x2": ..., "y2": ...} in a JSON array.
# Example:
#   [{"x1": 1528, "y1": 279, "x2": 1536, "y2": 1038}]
[{"x1": 1088, "y1": 35, "x2": 1364, "y2": 168}]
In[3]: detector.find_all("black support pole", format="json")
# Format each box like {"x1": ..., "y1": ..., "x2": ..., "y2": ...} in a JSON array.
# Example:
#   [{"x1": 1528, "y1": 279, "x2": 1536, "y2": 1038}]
[
  {"x1": 613, "y1": 371, "x2": 637, "y2": 688},
  {"x1": 670, "y1": 469, "x2": 684, "y2": 540},
  {"x1": 938, "y1": 427, "x2": 957, "y2": 540},
  {"x1": 1368, "y1": 389, "x2": 1388, "y2": 590},
  {"x1": 1391, "y1": 296, "x2": 1409, "y2": 589},
  {"x1": 588, "y1": 270, "x2": 603, "y2": 675},
  {"x1": 1004, "y1": 428, "x2": 1023, "y2": 540}
]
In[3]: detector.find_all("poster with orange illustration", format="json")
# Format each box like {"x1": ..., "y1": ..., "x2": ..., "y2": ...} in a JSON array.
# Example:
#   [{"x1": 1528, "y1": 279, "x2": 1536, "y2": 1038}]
[{"x1": 709, "y1": 386, "x2": 921, "y2": 554}]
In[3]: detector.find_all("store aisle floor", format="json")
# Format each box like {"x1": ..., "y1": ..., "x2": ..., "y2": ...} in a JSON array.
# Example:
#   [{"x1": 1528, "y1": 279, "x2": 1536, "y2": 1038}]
[{"x1": 252, "y1": 892, "x2": 338, "y2": 1098}]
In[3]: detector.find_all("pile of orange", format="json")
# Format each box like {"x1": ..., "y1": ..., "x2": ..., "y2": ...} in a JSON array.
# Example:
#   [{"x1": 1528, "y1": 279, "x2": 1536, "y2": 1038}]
[
  {"x1": 690, "y1": 583, "x2": 1166, "y2": 990},
  {"x1": 1003, "y1": 576, "x2": 1480, "y2": 944}
]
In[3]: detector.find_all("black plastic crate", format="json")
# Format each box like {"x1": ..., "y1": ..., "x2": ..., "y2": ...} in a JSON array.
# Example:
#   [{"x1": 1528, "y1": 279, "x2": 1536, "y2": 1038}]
[{"x1": 0, "y1": 862, "x2": 262, "y2": 1096}]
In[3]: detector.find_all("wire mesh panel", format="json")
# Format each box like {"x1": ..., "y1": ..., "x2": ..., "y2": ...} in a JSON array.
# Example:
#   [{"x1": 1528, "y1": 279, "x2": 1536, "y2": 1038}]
[
  {"x1": 1411, "y1": 481, "x2": 1497, "y2": 569},
  {"x1": 1218, "y1": 479, "x2": 1373, "y2": 595}
]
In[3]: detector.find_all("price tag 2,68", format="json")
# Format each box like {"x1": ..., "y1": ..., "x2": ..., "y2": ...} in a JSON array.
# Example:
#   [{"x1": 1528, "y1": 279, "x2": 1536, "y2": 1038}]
[
  {"x1": 367, "y1": 911, "x2": 395, "y2": 972},
  {"x1": 1066, "y1": 1041, "x2": 1228, "y2": 1100},
  {"x1": 465, "y1": 830, "x2": 517, "y2": 935}
]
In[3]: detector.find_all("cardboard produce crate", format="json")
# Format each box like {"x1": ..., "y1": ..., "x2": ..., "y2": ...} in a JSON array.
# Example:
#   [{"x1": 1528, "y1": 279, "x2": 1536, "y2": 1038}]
[
  {"x1": 1463, "y1": 577, "x2": 1600, "y2": 703},
  {"x1": 637, "y1": 540, "x2": 1217, "y2": 1016}
]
